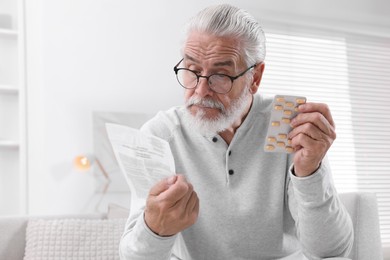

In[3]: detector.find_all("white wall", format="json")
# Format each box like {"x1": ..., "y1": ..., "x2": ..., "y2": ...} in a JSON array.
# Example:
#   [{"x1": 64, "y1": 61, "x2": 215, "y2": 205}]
[{"x1": 26, "y1": 0, "x2": 390, "y2": 214}]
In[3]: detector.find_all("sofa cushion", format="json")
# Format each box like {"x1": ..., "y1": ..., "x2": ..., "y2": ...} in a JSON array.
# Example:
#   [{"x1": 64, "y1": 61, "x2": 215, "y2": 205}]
[{"x1": 24, "y1": 218, "x2": 126, "y2": 260}]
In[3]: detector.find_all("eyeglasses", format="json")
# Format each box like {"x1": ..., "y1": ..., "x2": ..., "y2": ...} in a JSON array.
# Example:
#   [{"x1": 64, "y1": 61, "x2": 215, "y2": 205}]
[{"x1": 173, "y1": 58, "x2": 257, "y2": 94}]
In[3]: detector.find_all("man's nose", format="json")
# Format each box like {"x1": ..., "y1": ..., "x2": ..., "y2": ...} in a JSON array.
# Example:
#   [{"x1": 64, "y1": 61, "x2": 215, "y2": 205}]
[{"x1": 195, "y1": 77, "x2": 214, "y2": 97}]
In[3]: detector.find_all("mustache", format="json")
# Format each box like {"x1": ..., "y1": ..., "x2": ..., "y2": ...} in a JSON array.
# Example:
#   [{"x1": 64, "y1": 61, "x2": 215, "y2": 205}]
[{"x1": 186, "y1": 96, "x2": 225, "y2": 111}]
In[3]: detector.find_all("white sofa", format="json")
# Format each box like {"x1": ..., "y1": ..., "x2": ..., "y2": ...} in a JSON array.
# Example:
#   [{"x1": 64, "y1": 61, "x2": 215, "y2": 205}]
[{"x1": 0, "y1": 192, "x2": 383, "y2": 260}]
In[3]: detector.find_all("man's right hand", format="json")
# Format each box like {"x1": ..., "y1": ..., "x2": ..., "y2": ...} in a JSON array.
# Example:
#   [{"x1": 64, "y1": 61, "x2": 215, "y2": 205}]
[{"x1": 144, "y1": 175, "x2": 199, "y2": 236}]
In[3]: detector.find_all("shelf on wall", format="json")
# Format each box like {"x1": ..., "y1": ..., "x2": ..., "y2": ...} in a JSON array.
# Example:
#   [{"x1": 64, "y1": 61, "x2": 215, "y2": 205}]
[
  {"x1": 0, "y1": 28, "x2": 18, "y2": 37},
  {"x1": 0, "y1": 140, "x2": 19, "y2": 149},
  {"x1": 0, "y1": 0, "x2": 27, "y2": 216},
  {"x1": 0, "y1": 85, "x2": 19, "y2": 94}
]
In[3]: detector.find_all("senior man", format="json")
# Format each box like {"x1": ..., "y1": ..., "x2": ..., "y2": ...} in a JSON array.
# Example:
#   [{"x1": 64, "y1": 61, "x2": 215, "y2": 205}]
[{"x1": 120, "y1": 4, "x2": 353, "y2": 260}]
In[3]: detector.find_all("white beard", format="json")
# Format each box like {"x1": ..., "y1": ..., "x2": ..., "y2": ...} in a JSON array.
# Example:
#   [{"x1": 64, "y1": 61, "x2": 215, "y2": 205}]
[{"x1": 182, "y1": 87, "x2": 251, "y2": 137}]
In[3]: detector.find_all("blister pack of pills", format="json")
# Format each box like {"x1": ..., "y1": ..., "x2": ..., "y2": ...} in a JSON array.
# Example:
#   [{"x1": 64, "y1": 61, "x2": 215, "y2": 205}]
[{"x1": 264, "y1": 95, "x2": 306, "y2": 153}]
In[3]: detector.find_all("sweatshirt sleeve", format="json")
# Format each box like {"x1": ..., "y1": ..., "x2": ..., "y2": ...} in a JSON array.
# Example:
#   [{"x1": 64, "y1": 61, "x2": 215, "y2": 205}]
[
  {"x1": 287, "y1": 158, "x2": 354, "y2": 259},
  {"x1": 119, "y1": 209, "x2": 178, "y2": 260}
]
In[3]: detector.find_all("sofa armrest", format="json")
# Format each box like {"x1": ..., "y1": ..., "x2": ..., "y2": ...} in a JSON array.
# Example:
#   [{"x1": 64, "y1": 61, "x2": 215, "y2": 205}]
[
  {"x1": 339, "y1": 192, "x2": 383, "y2": 260},
  {"x1": 0, "y1": 217, "x2": 29, "y2": 260}
]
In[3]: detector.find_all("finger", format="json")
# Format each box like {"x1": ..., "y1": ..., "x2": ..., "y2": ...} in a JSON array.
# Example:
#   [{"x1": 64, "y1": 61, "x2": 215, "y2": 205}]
[
  {"x1": 186, "y1": 191, "x2": 199, "y2": 214},
  {"x1": 291, "y1": 130, "x2": 333, "y2": 155},
  {"x1": 149, "y1": 175, "x2": 178, "y2": 196},
  {"x1": 297, "y1": 102, "x2": 336, "y2": 129},
  {"x1": 186, "y1": 191, "x2": 200, "y2": 221},
  {"x1": 289, "y1": 122, "x2": 326, "y2": 141},
  {"x1": 291, "y1": 112, "x2": 335, "y2": 138},
  {"x1": 193, "y1": 196, "x2": 200, "y2": 218},
  {"x1": 290, "y1": 132, "x2": 318, "y2": 151},
  {"x1": 159, "y1": 175, "x2": 191, "y2": 203},
  {"x1": 174, "y1": 183, "x2": 194, "y2": 209}
]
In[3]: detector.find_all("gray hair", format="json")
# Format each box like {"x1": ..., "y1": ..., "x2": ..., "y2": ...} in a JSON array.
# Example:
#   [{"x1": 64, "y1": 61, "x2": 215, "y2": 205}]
[{"x1": 184, "y1": 4, "x2": 266, "y2": 66}]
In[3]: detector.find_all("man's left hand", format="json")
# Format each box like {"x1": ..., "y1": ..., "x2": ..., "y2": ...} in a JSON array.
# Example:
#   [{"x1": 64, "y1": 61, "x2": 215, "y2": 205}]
[{"x1": 288, "y1": 102, "x2": 336, "y2": 177}]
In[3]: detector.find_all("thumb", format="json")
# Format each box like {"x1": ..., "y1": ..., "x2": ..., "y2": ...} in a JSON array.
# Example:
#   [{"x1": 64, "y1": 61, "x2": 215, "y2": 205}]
[{"x1": 149, "y1": 175, "x2": 177, "y2": 196}]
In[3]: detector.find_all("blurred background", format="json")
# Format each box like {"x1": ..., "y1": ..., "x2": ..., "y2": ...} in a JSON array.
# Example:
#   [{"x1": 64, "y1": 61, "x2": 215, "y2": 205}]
[{"x1": 0, "y1": 0, "x2": 389, "y2": 256}]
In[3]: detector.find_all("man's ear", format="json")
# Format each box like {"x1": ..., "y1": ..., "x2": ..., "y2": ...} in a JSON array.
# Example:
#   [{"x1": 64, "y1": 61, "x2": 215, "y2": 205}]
[{"x1": 249, "y1": 62, "x2": 265, "y2": 94}]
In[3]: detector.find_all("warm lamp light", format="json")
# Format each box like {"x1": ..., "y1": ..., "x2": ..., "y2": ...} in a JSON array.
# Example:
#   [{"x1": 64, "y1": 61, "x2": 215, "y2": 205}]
[
  {"x1": 73, "y1": 154, "x2": 111, "y2": 212},
  {"x1": 73, "y1": 155, "x2": 109, "y2": 180},
  {"x1": 74, "y1": 155, "x2": 92, "y2": 171}
]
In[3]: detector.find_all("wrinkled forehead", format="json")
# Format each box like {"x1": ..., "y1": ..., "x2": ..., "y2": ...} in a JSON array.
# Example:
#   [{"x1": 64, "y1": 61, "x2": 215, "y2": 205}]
[{"x1": 182, "y1": 31, "x2": 246, "y2": 69}]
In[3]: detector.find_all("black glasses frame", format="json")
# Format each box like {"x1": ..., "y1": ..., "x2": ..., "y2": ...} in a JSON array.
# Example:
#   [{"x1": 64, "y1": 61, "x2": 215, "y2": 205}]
[{"x1": 173, "y1": 58, "x2": 257, "y2": 94}]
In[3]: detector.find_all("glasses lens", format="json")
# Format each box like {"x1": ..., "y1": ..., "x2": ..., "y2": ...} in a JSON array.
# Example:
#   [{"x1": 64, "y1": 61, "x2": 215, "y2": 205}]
[
  {"x1": 177, "y1": 69, "x2": 198, "y2": 89},
  {"x1": 209, "y1": 74, "x2": 232, "y2": 94}
]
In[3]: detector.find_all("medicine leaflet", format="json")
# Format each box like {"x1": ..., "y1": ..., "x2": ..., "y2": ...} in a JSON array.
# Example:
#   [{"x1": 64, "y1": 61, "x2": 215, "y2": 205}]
[{"x1": 106, "y1": 123, "x2": 175, "y2": 199}]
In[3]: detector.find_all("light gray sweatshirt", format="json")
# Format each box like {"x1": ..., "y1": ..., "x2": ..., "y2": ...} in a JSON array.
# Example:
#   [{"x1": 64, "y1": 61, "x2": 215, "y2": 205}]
[{"x1": 119, "y1": 94, "x2": 353, "y2": 260}]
